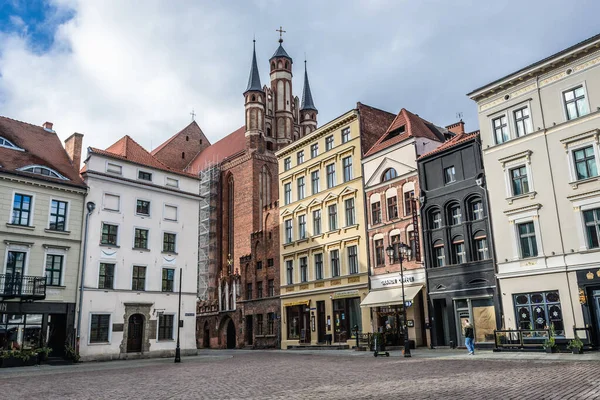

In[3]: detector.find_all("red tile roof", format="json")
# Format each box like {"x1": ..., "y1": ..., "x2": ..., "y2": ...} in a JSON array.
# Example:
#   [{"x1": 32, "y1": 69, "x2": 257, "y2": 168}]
[
  {"x1": 364, "y1": 108, "x2": 447, "y2": 157},
  {"x1": 0, "y1": 116, "x2": 86, "y2": 188},
  {"x1": 89, "y1": 135, "x2": 198, "y2": 178},
  {"x1": 185, "y1": 126, "x2": 246, "y2": 174},
  {"x1": 418, "y1": 131, "x2": 480, "y2": 160},
  {"x1": 152, "y1": 121, "x2": 211, "y2": 171},
  {"x1": 356, "y1": 103, "x2": 397, "y2": 156}
]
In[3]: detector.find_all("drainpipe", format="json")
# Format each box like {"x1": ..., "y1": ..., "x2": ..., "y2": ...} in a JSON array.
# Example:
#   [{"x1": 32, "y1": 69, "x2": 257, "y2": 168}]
[{"x1": 76, "y1": 201, "x2": 96, "y2": 352}]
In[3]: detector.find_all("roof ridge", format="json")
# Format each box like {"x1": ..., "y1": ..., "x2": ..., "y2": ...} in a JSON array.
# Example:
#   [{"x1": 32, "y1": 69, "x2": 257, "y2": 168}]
[
  {"x1": 151, "y1": 121, "x2": 203, "y2": 155},
  {"x1": 0, "y1": 115, "x2": 47, "y2": 131}
]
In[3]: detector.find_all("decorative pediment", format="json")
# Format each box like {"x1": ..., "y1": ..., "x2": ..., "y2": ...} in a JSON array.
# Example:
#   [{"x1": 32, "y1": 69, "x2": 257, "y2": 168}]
[
  {"x1": 365, "y1": 157, "x2": 417, "y2": 187},
  {"x1": 339, "y1": 186, "x2": 358, "y2": 198},
  {"x1": 281, "y1": 208, "x2": 294, "y2": 218},
  {"x1": 307, "y1": 198, "x2": 322, "y2": 208},
  {"x1": 292, "y1": 203, "x2": 307, "y2": 215},
  {"x1": 322, "y1": 192, "x2": 339, "y2": 204}
]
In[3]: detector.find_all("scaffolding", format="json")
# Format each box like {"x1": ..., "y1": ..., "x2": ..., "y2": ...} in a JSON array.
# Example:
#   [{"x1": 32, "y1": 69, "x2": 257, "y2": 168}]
[{"x1": 198, "y1": 162, "x2": 220, "y2": 301}]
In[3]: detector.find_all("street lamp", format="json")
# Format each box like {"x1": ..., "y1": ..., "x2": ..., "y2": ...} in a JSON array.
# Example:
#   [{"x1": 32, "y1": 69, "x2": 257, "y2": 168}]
[
  {"x1": 386, "y1": 243, "x2": 412, "y2": 358},
  {"x1": 76, "y1": 201, "x2": 95, "y2": 354}
]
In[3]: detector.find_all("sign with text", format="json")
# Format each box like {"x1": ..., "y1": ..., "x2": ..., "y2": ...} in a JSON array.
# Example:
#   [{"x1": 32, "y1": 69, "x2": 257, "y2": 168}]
[
  {"x1": 333, "y1": 289, "x2": 359, "y2": 299},
  {"x1": 371, "y1": 270, "x2": 425, "y2": 290}
]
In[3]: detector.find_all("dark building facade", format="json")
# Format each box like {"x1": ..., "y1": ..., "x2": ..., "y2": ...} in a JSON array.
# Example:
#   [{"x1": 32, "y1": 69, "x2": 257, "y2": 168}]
[{"x1": 417, "y1": 131, "x2": 501, "y2": 348}]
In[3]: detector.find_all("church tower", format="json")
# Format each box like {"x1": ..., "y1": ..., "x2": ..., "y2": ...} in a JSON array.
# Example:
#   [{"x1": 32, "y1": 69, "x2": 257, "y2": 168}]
[
  {"x1": 269, "y1": 34, "x2": 295, "y2": 149},
  {"x1": 299, "y1": 60, "x2": 318, "y2": 137},
  {"x1": 244, "y1": 40, "x2": 265, "y2": 151}
]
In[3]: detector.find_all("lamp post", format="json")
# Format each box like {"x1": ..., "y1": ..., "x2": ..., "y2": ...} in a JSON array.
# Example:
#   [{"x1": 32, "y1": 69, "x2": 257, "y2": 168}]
[
  {"x1": 386, "y1": 243, "x2": 412, "y2": 358},
  {"x1": 174, "y1": 268, "x2": 182, "y2": 363},
  {"x1": 76, "y1": 201, "x2": 95, "y2": 354}
]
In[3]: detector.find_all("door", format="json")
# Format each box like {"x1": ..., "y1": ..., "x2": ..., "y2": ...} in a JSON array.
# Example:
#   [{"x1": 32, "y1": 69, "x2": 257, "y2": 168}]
[
  {"x1": 456, "y1": 309, "x2": 470, "y2": 347},
  {"x1": 246, "y1": 316, "x2": 253, "y2": 346},
  {"x1": 317, "y1": 301, "x2": 326, "y2": 343},
  {"x1": 47, "y1": 314, "x2": 67, "y2": 357},
  {"x1": 226, "y1": 319, "x2": 236, "y2": 349},
  {"x1": 127, "y1": 314, "x2": 144, "y2": 353},
  {"x1": 203, "y1": 321, "x2": 210, "y2": 348},
  {"x1": 593, "y1": 290, "x2": 600, "y2": 345},
  {"x1": 5, "y1": 251, "x2": 26, "y2": 295}
]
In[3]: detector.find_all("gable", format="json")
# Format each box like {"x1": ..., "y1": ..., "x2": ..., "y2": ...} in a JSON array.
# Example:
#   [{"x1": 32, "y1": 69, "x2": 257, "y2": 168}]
[
  {"x1": 365, "y1": 157, "x2": 417, "y2": 187},
  {"x1": 152, "y1": 121, "x2": 211, "y2": 171}
]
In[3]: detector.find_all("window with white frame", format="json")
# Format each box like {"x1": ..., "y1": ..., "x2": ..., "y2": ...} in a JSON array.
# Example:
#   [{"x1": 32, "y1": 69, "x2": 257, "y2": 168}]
[
  {"x1": 433, "y1": 242, "x2": 445, "y2": 267},
  {"x1": 298, "y1": 215, "x2": 306, "y2": 239},
  {"x1": 330, "y1": 249, "x2": 340, "y2": 277},
  {"x1": 573, "y1": 146, "x2": 598, "y2": 180},
  {"x1": 348, "y1": 245, "x2": 358, "y2": 274},
  {"x1": 311, "y1": 171, "x2": 320, "y2": 195},
  {"x1": 583, "y1": 208, "x2": 600, "y2": 249},
  {"x1": 11, "y1": 193, "x2": 32, "y2": 226},
  {"x1": 492, "y1": 115, "x2": 509, "y2": 144},
  {"x1": 563, "y1": 85, "x2": 589, "y2": 120},
  {"x1": 341, "y1": 127, "x2": 351, "y2": 143},
  {"x1": 285, "y1": 219, "x2": 293, "y2": 243},
  {"x1": 344, "y1": 198, "x2": 355, "y2": 226},
  {"x1": 284, "y1": 183, "x2": 292, "y2": 205},
  {"x1": 518, "y1": 222, "x2": 538, "y2": 258},
  {"x1": 313, "y1": 209, "x2": 321, "y2": 235},
  {"x1": 297, "y1": 177, "x2": 305, "y2": 200},
  {"x1": 474, "y1": 235, "x2": 489, "y2": 261},
  {"x1": 470, "y1": 199, "x2": 484, "y2": 221},
  {"x1": 449, "y1": 205, "x2": 462, "y2": 226},
  {"x1": 452, "y1": 238, "x2": 466, "y2": 264},
  {"x1": 430, "y1": 210, "x2": 442, "y2": 229},
  {"x1": 444, "y1": 166, "x2": 456, "y2": 184},
  {"x1": 510, "y1": 166, "x2": 529, "y2": 196},
  {"x1": 284, "y1": 157, "x2": 291, "y2": 171},
  {"x1": 513, "y1": 107, "x2": 533, "y2": 137}
]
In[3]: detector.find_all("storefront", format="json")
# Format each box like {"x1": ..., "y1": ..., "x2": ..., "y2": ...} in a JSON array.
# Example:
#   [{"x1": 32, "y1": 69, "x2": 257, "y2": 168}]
[
  {"x1": 361, "y1": 269, "x2": 429, "y2": 347},
  {"x1": 576, "y1": 268, "x2": 600, "y2": 345}
]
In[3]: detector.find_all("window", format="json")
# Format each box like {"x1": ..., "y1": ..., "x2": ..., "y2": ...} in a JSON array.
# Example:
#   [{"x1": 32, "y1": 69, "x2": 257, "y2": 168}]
[
  {"x1": 158, "y1": 314, "x2": 174, "y2": 340},
  {"x1": 297, "y1": 177, "x2": 305, "y2": 200},
  {"x1": 162, "y1": 268, "x2": 175, "y2": 292},
  {"x1": 573, "y1": 146, "x2": 598, "y2": 180},
  {"x1": 514, "y1": 291, "x2": 563, "y2": 334},
  {"x1": 391, "y1": 234, "x2": 400, "y2": 261},
  {"x1": 471, "y1": 201, "x2": 484, "y2": 221},
  {"x1": 518, "y1": 222, "x2": 538, "y2": 258},
  {"x1": 134, "y1": 228, "x2": 149, "y2": 249},
  {"x1": 450, "y1": 205, "x2": 462, "y2": 226},
  {"x1": 284, "y1": 183, "x2": 292, "y2": 205},
  {"x1": 583, "y1": 208, "x2": 600, "y2": 248},
  {"x1": 268, "y1": 279, "x2": 275, "y2": 297},
  {"x1": 430, "y1": 211, "x2": 442, "y2": 229},
  {"x1": 164, "y1": 205, "x2": 178, "y2": 221},
  {"x1": 268, "y1": 258, "x2": 274, "y2": 268},
  {"x1": 382, "y1": 168, "x2": 397, "y2": 182},
  {"x1": 45, "y1": 254, "x2": 63, "y2": 286},
  {"x1": 444, "y1": 166, "x2": 456, "y2": 184},
  {"x1": 434, "y1": 243, "x2": 445, "y2": 267},
  {"x1": 247, "y1": 283, "x2": 253, "y2": 300},
  {"x1": 408, "y1": 231, "x2": 416, "y2": 257},
  {"x1": 286, "y1": 260, "x2": 293, "y2": 285},
  {"x1": 331, "y1": 249, "x2": 340, "y2": 277},
  {"x1": 285, "y1": 219, "x2": 293, "y2": 243},
  {"x1": 267, "y1": 313, "x2": 275, "y2": 335},
  {"x1": 300, "y1": 257, "x2": 308, "y2": 282},
  {"x1": 328, "y1": 204, "x2": 338, "y2": 230},
  {"x1": 452, "y1": 240, "x2": 466, "y2": 264},
  {"x1": 103, "y1": 193, "x2": 120, "y2": 211},
  {"x1": 474, "y1": 236, "x2": 489, "y2": 261},
  {"x1": 49, "y1": 200, "x2": 68, "y2": 231},
  {"x1": 311, "y1": 171, "x2": 320, "y2": 195},
  {"x1": 341, "y1": 127, "x2": 351, "y2": 143},
  {"x1": 101, "y1": 223, "x2": 118, "y2": 245},
  {"x1": 98, "y1": 263, "x2": 114, "y2": 289},
  {"x1": 371, "y1": 202, "x2": 381, "y2": 224},
  {"x1": 0, "y1": 136, "x2": 21, "y2": 150},
  {"x1": 284, "y1": 157, "x2": 291, "y2": 171},
  {"x1": 342, "y1": 156, "x2": 353, "y2": 182},
  {"x1": 514, "y1": 107, "x2": 532, "y2": 137},
  {"x1": 313, "y1": 210, "x2": 321, "y2": 235},
  {"x1": 138, "y1": 170, "x2": 152, "y2": 181},
  {"x1": 492, "y1": 116, "x2": 509, "y2": 144},
  {"x1": 298, "y1": 215, "x2": 306, "y2": 239},
  {"x1": 129, "y1": 265, "x2": 146, "y2": 291},
  {"x1": 326, "y1": 164, "x2": 336, "y2": 188},
  {"x1": 404, "y1": 191, "x2": 414, "y2": 215},
  {"x1": 163, "y1": 233, "x2": 176, "y2": 253},
  {"x1": 11, "y1": 193, "x2": 32, "y2": 226},
  {"x1": 326, "y1": 135, "x2": 334, "y2": 151},
  {"x1": 510, "y1": 166, "x2": 529, "y2": 196},
  {"x1": 311, "y1": 143, "x2": 319, "y2": 158},
  {"x1": 387, "y1": 196, "x2": 398, "y2": 220},
  {"x1": 90, "y1": 314, "x2": 110, "y2": 343},
  {"x1": 348, "y1": 246, "x2": 358, "y2": 274},
  {"x1": 136, "y1": 200, "x2": 150, "y2": 215},
  {"x1": 256, "y1": 314, "x2": 264, "y2": 335},
  {"x1": 564, "y1": 86, "x2": 589, "y2": 120},
  {"x1": 165, "y1": 177, "x2": 179, "y2": 188},
  {"x1": 315, "y1": 253, "x2": 323, "y2": 280},
  {"x1": 256, "y1": 261, "x2": 262, "y2": 270},
  {"x1": 297, "y1": 151, "x2": 304, "y2": 165},
  {"x1": 375, "y1": 239, "x2": 384, "y2": 266},
  {"x1": 106, "y1": 163, "x2": 122, "y2": 174}
]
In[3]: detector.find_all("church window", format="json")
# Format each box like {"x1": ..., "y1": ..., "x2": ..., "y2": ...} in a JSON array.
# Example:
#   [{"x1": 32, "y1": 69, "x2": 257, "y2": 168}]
[
  {"x1": 267, "y1": 127, "x2": 272, "y2": 137},
  {"x1": 186, "y1": 136, "x2": 189, "y2": 141},
  {"x1": 285, "y1": 61, "x2": 289, "y2": 69},
  {"x1": 252, "y1": 95, "x2": 256, "y2": 101},
  {"x1": 278, "y1": 61, "x2": 282, "y2": 69},
  {"x1": 271, "y1": 62, "x2": 275, "y2": 70}
]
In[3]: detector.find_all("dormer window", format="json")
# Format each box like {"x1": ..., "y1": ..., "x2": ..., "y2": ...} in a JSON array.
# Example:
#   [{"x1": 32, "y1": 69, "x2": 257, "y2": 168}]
[
  {"x1": 0, "y1": 136, "x2": 24, "y2": 151},
  {"x1": 383, "y1": 126, "x2": 405, "y2": 142},
  {"x1": 18, "y1": 165, "x2": 68, "y2": 180}
]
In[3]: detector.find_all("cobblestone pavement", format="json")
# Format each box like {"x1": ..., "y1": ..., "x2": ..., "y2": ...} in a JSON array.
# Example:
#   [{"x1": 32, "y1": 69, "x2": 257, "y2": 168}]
[{"x1": 1, "y1": 350, "x2": 599, "y2": 399}]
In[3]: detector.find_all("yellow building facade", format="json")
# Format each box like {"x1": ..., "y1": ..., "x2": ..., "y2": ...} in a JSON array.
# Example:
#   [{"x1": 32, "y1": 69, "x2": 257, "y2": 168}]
[{"x1": 276, "y1": 110, "x2": 371, "y2": 348}]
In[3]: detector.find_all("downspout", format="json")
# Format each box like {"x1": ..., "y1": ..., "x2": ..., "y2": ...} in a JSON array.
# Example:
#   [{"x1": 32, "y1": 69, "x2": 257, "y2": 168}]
[{"x1": 76, "y1": 201, "x2": 95, "y2": 352}]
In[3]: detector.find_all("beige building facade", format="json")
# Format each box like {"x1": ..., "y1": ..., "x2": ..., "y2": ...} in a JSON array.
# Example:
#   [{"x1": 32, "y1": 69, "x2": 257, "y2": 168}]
[{"x1": 468, "y1": 34, "x2": 600, "y2": 342}]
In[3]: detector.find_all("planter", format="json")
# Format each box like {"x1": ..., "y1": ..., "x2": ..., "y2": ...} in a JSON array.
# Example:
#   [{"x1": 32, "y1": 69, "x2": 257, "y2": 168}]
[
  {"x1": 545, "y1": 347, "x2": 556, "y2": 354},
  {"x1": 0, "y1": 356, "x2": 38, "y2": 368},
  {"x1": 571, "y1": 348, "x2": 583, "y2": 355}
]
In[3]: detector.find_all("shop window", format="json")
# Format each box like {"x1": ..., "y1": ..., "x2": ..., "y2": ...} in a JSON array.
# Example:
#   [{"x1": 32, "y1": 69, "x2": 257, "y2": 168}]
[
  {"x1": 513, "y1": 291, "x2": 563, "y2": 335},
  {"x1": 333, "y1": 297, "x2": 362, "y2": 343},
  {"x1": 287, "y1": 305, "x2": 309, "y2": 340}
]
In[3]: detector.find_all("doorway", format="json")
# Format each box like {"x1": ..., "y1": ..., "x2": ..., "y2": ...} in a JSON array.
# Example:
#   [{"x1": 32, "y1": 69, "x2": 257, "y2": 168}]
[
  {"x1": 47, "y1": 314, "x2": 66, "y2": 357},
  {"x1": 433, "y1": 298, "x2": 449, "y2": 346},
  {"x1": 127, "y1": 314, "x2": 144, "y2": 353},
  {"x1": 226, "y1": 319, "x2": 236, "y2": 349},
  {"x1": 246, "y1": 316, "x2": 253, "y2": 346},
  {"x1": 203, "y1": 321, "x2": 210, "y2": 348},
  {"x1": 317, "y1": 301, "x2": 326, "y2": 343},
  {"x1": 593, "y1": 290, "x2": 600, "y2": 345}
]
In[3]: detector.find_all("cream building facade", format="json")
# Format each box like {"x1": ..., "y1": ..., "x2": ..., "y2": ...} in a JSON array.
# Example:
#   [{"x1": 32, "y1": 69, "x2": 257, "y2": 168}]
[{"x1": 468, "y1": 34, "x2": 600, "y2": 343}]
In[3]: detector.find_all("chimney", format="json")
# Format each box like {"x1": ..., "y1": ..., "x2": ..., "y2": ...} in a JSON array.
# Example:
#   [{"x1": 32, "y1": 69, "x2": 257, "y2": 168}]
[
  {"x1": 43, "y1": 121, "x2": 54, "y2": 131},
  {"x1": 445, "y1": 121, "x2": 465, "y2": 135},
  {"x1": 64, "y1": 133, "x2": 84, "y2": 171}
]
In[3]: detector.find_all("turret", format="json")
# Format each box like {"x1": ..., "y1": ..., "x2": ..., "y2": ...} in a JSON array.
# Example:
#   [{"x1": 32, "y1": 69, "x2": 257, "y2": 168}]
[
  {"x1": 270, "y1": 35, "x2": 293, "y2": 147},
  {"x1": 299, "y1": 60, "x2": 318, "y2": 137},
  {"x1": 244, "y1": 40, "x2": 265, "y2": 151}
]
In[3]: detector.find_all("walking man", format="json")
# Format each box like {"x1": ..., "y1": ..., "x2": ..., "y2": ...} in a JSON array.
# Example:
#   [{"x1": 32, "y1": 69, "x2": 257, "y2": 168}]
[{"x1": 463, "y1": 319, "x2": 475, "y2": 355}]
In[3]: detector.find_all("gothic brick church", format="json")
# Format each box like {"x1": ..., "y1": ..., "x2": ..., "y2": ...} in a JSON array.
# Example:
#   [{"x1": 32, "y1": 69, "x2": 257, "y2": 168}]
[{"x1": 154, "y1": 36, "x2": 318, "y2": 348}]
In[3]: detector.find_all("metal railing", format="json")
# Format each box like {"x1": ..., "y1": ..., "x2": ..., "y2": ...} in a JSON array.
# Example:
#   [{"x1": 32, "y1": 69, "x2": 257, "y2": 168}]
[
  {"x1": 573, "y1": 325, "x2": 595, "y2": 349},
  {"x1": 494, "y1": 329, "x2": 551, "y2": 350},
  {"x1": 0, "y1": 274, "x2": 46, "y2": 299}
]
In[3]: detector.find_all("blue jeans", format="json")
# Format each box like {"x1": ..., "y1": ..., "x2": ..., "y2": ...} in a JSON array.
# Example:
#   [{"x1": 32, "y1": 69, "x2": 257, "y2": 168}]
[{"x1": 465, "y1": 337, "x2": 475, "y2": 353}]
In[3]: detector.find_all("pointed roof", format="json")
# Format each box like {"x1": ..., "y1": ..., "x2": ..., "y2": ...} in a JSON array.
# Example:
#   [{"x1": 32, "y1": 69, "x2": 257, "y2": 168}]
[
  {"x1": 418, "y1": 131, "x2": 480, "y2": 160},
  {"x1": 152, "y1": 120, "x2": 210, "y2": 171},
  {"x1": 271, "y1": 43, "x2": 292, "y2": 61},
  {"x1": 300, "y1": 61, "x2": 317, "y2": 111},
  {"x1": 245, "y1": 40, "x2": 263, "y2": 93}
]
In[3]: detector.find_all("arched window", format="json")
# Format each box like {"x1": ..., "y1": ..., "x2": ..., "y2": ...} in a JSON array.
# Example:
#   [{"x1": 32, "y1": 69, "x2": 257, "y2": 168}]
[
  {"x1": 267, "y1": 127, "x2": 272, "y2": 137},
  {"x1": 447, "y1": 203, "x2": 462, "y2": 226},
  {"x1": 252, "y1": 95, "x2": 256, "y2": 101},
  {"x1": 468, "y1": 197, "x2": 484, "y2": 221},
  {"x1": 381, "y1": 168, "x2": 398, "y2": 182},
  {"x1": 428, "y1": 209, "x2": 442, "y2": 229},
  {"x1": 271, "y1": 62, "x2": 275, "y2": 71},
  {"x1": 451, "y1": 236, "x2": 466, "y2": 264},
  {"x1": 277, "y1": 61, "x2": 282, "y2": 69},
  {"x1": 473, "y1": 231, "x2": 489, "y2": 261},
  {"x1": 0, "y1": 136, "x2": 23, "y2": 150},
  {"x1": 432, "y1": 240, "x2": 445, "y2": 267},
  {"x1": 18, "y1": 165, "x2": 68, "y2": 180},
  {"x1": 285, "y1": 61, "x2": 289, "y2": 69}
]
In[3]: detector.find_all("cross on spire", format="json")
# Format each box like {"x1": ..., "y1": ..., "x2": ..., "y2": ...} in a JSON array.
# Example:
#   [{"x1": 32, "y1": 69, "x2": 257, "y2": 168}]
[
  {"x1": 190, "y1": 109, "x2": 196, "y2": 121},
  {"x1": 276, "y1": 26, "x2": 286, "y2": 43}
]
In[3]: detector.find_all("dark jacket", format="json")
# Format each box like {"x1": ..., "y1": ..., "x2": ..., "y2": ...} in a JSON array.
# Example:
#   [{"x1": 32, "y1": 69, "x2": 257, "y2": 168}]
[{"x1": 464, "y1": 324, "x2": 474, "y2": 339}]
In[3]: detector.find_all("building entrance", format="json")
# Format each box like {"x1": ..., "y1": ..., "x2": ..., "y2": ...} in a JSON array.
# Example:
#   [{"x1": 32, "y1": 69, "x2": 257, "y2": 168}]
[
  {"x1": 127, "y1": 314, "x2": 144, "y2": 353},
  {"x1": 226, "y1": 319, "x2": 236, "y2": 349}
]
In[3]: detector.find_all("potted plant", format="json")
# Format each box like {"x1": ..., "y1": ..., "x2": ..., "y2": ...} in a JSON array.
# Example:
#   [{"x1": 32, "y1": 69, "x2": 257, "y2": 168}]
[
  {"x1": 64, "y1": 344, "x2": 80, "y2": 364},
  {"x1": 567, "y1": 336, "x2": 584, "y2": 354},
  {"x1": 36, "y1": 347, "x2": 53, "y2": 364},
  {"x1": 543, "y1": 325, "x2": 558, "y2": 353}
]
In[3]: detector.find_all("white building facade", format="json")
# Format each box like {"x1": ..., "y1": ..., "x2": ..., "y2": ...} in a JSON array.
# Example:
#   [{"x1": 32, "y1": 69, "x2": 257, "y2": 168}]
[{"x1": 79, "y1": 137, "x2": 200, "y2": 360}]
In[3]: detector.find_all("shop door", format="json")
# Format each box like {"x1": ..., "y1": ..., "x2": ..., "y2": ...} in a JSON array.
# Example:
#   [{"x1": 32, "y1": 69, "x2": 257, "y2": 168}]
[
  {"x1": 47, "y1": 314, "x2": 66, "y2": 357},
  {"x1": 593, "y1": 290, "x2": 600, "y2": 345},
  {"x1": 456, "y1": 309, "x2": 470, "y2": 347},
  {"x1": 301, "y1": 310, "x2": 311, "y2": 344},
  {"x1": 317, "y1": 301, "x2": 326, "y2": 343},
  {"x1": 127, "y1": 314, "x2": 144, "y2": 353},
  {"x1": 246, "y1": 316, "x2": 253, "y2": 346}
]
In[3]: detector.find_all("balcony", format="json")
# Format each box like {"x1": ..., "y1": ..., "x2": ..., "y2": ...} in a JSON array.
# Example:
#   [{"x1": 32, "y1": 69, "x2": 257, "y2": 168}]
[{"x1": 0, "y1": 274, "x2": 46, "y2": 300}]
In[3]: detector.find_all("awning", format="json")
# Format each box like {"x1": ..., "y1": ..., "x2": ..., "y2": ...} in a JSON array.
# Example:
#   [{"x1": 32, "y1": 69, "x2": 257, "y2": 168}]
[{"x1": 360, "y1": 285, "x2": 423, "y2": 308}]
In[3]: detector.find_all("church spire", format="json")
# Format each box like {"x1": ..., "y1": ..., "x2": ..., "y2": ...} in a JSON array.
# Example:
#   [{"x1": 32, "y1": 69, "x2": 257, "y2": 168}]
[
  {"x1": 245, "y1": 39, "x2": 262, "y2": 93},
  {"x1": 300, "y1": 60, "x2": 317, "y2": 111}
]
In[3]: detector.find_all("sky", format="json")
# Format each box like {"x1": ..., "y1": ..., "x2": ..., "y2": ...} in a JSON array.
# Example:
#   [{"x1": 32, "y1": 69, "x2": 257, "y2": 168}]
[{"x1": 0, "y1": 0, "x2": 599, "y2": 152}]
